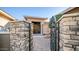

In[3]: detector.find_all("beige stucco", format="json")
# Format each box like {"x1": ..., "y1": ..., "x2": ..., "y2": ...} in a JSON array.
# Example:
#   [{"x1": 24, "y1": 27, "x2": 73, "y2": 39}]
[
  {"x1": 42, "y1": 22, "x2": 50, "y2": 35},
  {"x1": 24, "y1": 16, "x2": 50, "y2": 35},
  {"x1": 0, "y1": 10, "x2": 15, "y2": 27}
]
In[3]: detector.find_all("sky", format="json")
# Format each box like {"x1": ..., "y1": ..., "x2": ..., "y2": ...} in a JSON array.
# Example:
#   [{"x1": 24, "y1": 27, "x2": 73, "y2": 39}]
[{"x1": 0, "y1": 7, "x2": 68, "y2": 20}]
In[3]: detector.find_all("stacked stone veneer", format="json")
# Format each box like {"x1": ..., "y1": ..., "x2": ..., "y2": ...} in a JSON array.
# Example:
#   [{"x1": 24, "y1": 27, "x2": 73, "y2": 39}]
[
  {"x1": 59, "y1": 14, "x2": 79, "y2": 51},
  {"x1": 9, "y1": 21, "x2": 33, "y2": 51}
]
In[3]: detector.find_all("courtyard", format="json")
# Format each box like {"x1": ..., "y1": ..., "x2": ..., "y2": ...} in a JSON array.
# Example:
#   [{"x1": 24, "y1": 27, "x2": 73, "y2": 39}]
[
  {"x1": 33, "y1": 35, "x2": 50, "y2": 51},
  {"x1": 1, "y1": 7, "x2": 79, "y2": 51}
]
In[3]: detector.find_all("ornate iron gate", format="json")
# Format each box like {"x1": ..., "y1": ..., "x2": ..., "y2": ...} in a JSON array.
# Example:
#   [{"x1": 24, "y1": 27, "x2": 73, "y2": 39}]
[{"x1": 8, "y1": 21, "x2": 33, "y2": 51}]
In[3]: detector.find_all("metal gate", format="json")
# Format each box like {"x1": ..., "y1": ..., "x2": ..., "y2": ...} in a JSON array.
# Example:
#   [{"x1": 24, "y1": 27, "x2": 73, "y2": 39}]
[
  {"x1": 50, "y1": 16, "x2": 59, "y2": 51},
  {"x1": 8, "y1": 21, "x2": 33, "y2": 51}
]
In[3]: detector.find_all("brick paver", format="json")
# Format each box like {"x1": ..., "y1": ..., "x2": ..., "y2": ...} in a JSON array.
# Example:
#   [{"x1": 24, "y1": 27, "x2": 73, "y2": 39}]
[{"x1": 32, "y1": 35, "x2": 50, "y2": 51}]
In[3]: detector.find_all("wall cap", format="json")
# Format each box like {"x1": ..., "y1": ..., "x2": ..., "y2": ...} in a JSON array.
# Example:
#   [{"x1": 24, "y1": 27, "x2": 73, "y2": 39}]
[{"x1": 57, "y1": 13, "x2": 79, "y2": 23}]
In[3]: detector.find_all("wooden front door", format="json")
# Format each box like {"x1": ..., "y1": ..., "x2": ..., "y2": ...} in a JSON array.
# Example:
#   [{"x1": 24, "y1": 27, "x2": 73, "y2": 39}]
[{"x1": 32, "y1": 22, "x2": 41, "y2": 34}]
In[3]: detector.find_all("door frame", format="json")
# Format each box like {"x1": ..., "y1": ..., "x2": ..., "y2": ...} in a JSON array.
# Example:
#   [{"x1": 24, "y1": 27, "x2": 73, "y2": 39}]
[{"x1": 32, "y1": 21, "x2": 42, "y2": 35}]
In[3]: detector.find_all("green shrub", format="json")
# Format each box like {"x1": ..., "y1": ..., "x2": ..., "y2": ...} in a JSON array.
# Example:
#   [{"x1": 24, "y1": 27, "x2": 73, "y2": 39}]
[{"x1": 55, "y1": 14, "x2": 63, "y2": 21}]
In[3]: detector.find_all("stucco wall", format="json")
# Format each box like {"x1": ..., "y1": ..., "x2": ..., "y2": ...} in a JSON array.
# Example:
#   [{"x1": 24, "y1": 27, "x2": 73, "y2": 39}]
[
  {"x1": 59, "y1": 14, "x2": 79, "y2": 51},
  {"x1": 0, "y1": 12, "x2": 14, "y2": 21},
  {"x1": 26, "y1": 18, "x2": 50, "y2": 35},
  {"x1": 27, "y1": 19, "x2": 46, "y2": 22},
  {"x1": 0, "y1": 33, "x2": 10, "y2": 51},
  {"x1": 0, "y1": 11, "x2": 15, "y2": 27},
  {"x1": 42, "y1": 22, "x2": 50, "y2": 35}
]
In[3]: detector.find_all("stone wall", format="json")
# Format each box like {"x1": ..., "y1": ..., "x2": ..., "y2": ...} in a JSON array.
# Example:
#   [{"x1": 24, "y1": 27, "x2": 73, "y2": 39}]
[
  {"x1": 9, "y1": 21, "x2": 33, "y2": 51},
  {"x1": 59, "y1": 14, "x2": 79, "y2": 51}
]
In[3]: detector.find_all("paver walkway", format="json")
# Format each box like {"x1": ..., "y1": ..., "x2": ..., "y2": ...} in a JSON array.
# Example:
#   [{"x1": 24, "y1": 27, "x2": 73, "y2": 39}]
[{"x1": 32, "y1": 35, "x2": 50, "y2": 51}]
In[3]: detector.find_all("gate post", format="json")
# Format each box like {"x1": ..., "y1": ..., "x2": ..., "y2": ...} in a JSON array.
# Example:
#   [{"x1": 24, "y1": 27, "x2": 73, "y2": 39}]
[
  {"x1": 9, "y1": 21, "x2": 33, "y2": 51},
  {"x1": 29, "y1": 23, "x2": 33, "y2": 51},
  {"x1": 58, "y1": 14, "x2": 79, "y2": 51},
  {"x1": 50, "y1": 16, "x2": 58, "y2": 51}
]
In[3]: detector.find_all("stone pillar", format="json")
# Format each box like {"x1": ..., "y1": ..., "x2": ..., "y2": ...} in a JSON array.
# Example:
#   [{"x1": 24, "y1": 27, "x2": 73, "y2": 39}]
[
  {"x1": 9, "y1": 21, "x2": 32, "y2": 51},
  {"x1": 59, "y1": 13, "x2": 79, "y2": 51}
]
